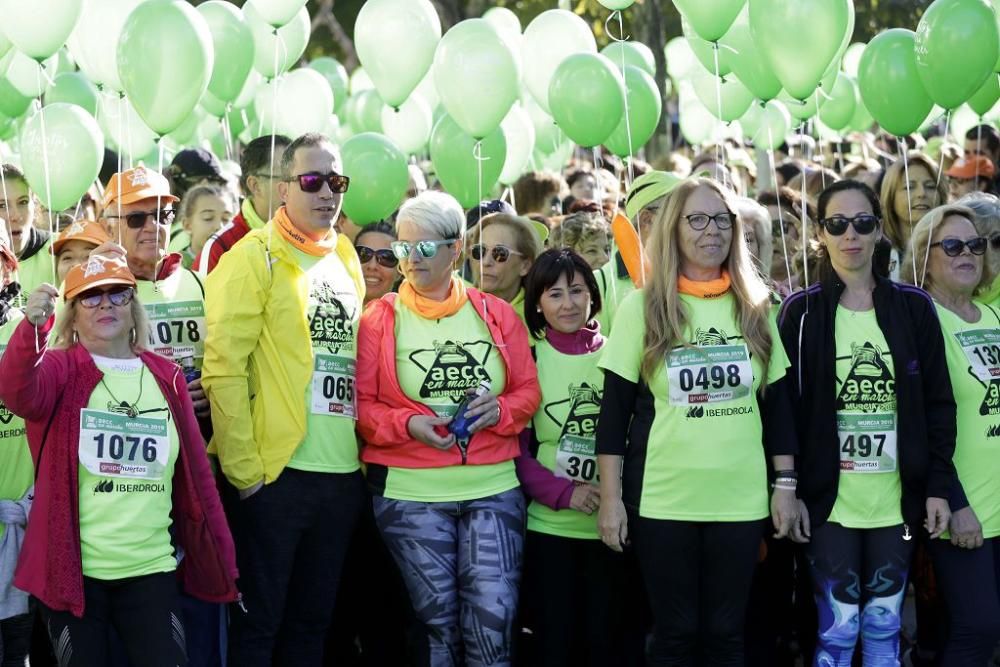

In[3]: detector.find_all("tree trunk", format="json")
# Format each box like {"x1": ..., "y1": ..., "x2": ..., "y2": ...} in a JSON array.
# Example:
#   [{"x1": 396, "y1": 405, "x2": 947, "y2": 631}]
[{"x1": 640, "y1": 0, "x2": 671, "y2": 162}]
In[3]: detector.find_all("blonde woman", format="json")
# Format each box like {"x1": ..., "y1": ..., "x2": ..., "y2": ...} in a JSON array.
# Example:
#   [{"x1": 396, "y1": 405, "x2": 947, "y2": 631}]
[
  {"x1": 596, "y1": 177, "x2": 799, "y2": 665},
  {"x1": 880, "y1": 152, "x2": 948, "y2": 279}
]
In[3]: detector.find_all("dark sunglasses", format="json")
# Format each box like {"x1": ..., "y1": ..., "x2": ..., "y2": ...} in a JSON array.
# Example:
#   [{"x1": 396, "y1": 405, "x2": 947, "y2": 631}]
[
  {"x1": 390, "y1": 239, "x2": 455, "y2": 260},
  {"x1": 289, "y1": 171, "x2": 350, "y2": 194},
  {"x1": 931, "y1": 237, "x2": 988, "y2": 257},
  {"x1": 356, "y1": 245, "x2": 398, "y2": 268},
  {"x1": 109, "y1": 208, "x2": 176, "y2": 229},
  {"x1": 989, "y1": 233, "x2": 1000, "y2": 250},
  {"x1": 685, "y1": 212, "x2": 734, "y2": 231},
  {"x1": 78, "y1": 286, "x2": 134, "y2": 309},
  {"x1": 470, "y1": 244, "x2": 523, "y2": 263},
  {"x1": 819, "y1": 214, "x2": 880, "y2": 236}
]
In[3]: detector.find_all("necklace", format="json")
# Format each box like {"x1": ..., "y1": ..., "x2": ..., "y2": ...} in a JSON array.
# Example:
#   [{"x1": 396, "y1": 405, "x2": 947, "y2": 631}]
[{"x1": 100, "y1": 364, "x2": 145, "y2": 418}]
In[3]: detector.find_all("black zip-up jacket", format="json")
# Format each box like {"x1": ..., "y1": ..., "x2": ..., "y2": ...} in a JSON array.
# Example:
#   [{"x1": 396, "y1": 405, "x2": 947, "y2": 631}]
[{"x1": 777, "y1": 274, "x2": 959, "y2": 529}]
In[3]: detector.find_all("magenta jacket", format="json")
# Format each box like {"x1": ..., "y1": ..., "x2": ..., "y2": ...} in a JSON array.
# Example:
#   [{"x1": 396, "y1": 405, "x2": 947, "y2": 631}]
[{"x1": 0, "y1": 317, "x2": 239, "y2": 618}]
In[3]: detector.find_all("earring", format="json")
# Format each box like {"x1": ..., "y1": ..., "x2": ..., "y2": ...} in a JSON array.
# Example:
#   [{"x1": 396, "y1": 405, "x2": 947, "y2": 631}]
[
  {"x1": 130, "y1": 327, "x2": 137, "y2": 346},
  {"x1": 72, "y1": 330, "x2": 79, "y2": 344}
]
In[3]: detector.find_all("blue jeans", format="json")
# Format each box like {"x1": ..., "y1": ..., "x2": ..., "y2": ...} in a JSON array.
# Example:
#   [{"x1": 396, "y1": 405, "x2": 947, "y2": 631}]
[{"x1": 373, "y1": 487, "x2": 525, "y2": 667}]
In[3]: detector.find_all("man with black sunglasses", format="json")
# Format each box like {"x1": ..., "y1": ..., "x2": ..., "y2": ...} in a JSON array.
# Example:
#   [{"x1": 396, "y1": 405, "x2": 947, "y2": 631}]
[{"x1": 203, "y1": 133, "x2": 367, "y2": 666}]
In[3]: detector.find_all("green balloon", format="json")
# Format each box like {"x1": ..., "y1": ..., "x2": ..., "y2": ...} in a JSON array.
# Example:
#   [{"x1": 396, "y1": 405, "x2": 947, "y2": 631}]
[
  {"x1": 683, "y1": 16, "x2": 731, "y2": 77},
  {"x1": 0, "y1": 0, "x2": 82, "y2": 60},
  {"x1": 201, "y1": 90, "x2": 228, "y2": 117},
  {"x1": 349, "y1": 90, "x2": 385, "y2": 134},
  {"x1": 847, "y1": 97, "x2": 875, "y2": 132},
  {"x1": 720, "y1": 7, "x2": 782, "y2": 102},
  {"x1": 548, "y1": 53, "x2": 625, "y2": 148},
  {"x1": 341, "y1": 132, "x2": 409, "y2": 225},
  {"x1": 429, "y1": 113, "x2": 506, "y2": 208},
  {"x1": 969, "y1": 73, "x2": 1000, "y2": 116},
  {"x1": 601, "y1": 42, "x2": 656, "y2": 77},
  {"x1": 118, "y1": 0, "x2": 214, "y2": 135},
  {"x1": 750, "y1": 0, "x2": 851, "y2": 100},
  {"x1": 226, "y1": 105, "x2": 247, "y2": 137},
  {"x1": 678, "y1": 85, "x2": 714, "y2": 145},
  {"x1": 751, "y1": 100, "x2": 791, "y2": 149},
  {"x1": 818, "y1": 73, "x2": 858, "y2": 130},
  {"x1": 914, "y1": 0, "x2": 1000, "y2": 110},
  {"x1": 198, "y1": 1, "x2": 255, "y2": 104},
  {"x1": 20, "y1": 103, "x2": 104, "y2": 210},
  {"x1": 692, "y1": 66, "x2": 754, "y2": 122},
  {"x1": 993, "y1": 0, "x2": 1000, "y2": 71},
  {"x1": 380, "y1": 95, "x2": 432, "y2": 155},
  {"x1": 250, "y1": 0, "x2": 307, "y2": 28},
  {"x1": 738, "y1": 102, "x2": 763, "y2": 137},
  {"x1": 778, "y1": 89, "x2": 819, "y2": 123},
  {"x1": 665, "y1": 36, "x2": 698, "y2": 79},
  {"x1": 434, "y1": 19, "x2": 518, "y2": 139},
  {"x1": 675, "y1": 0, "x2": 746, "y2": 42},
  {"x1": 604, "y1": 65, "x2": 662, "y2": 157},
  {"x1": 245, "y1": 2, "x2": 309, "y2": 79},
  {"x1": 858, "y1": 29, "x2": 933, "y2": 136},
  {"x1": 0, "y1": 78, "x2": 32, "y2": 118},
  {"x1": 45, "y1": 72, "x2": 98, "y2": 116},
  {"x1": 309, "y1": 57, "x2": 349, "y2": 115}
]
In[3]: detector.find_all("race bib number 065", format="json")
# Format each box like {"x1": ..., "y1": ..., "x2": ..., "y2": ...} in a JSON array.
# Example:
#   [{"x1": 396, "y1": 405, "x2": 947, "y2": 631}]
[
  {"x1": 311, "y1": 354, "x2": 357, "y2": 419},
  {"x1": 78, "y1": 409, "x2": 169, "y2": 480}
]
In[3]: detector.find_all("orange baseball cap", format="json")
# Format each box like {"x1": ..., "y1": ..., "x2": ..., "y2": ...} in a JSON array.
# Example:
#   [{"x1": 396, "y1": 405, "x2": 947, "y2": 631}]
[
  {"x1": 0, "y1": 224, "x2": 17, "y2": 272},
  {"x1": 63, "y1": 254, "x2": 136, "y2": 301},
  {"x1": 51, "y1": 219, "x2": 112, "y2": 255},
  {"x1": 946, "y1": 155, "x2": 996, "y2": 180},
  {"x1": 102, "y1": 166, "x2": 179, "y2": 210}
]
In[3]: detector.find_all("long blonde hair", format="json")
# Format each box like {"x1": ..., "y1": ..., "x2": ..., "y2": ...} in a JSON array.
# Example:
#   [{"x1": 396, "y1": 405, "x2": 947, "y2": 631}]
[
  {"x1": 880, "y1": 152, "x2": 947, "y2": 253},
  {"x1": 642, "y1": 178, "x2": 774, "y2": 386}
]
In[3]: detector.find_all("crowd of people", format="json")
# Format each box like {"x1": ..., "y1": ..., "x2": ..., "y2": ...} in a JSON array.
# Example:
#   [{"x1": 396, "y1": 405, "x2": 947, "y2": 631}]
[{"x1": 1, "y1": 120, "x2": 1000, "y2": 667}]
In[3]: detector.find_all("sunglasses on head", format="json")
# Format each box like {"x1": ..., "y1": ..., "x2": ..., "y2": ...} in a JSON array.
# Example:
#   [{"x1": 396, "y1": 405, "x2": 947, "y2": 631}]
[
  {"x1": 931, "y1": 237, "x2": 987, "y2": 257},
  {"x1": 819, "y1": 214, "x2": 880, "y2": 236},
  {"x1": 356, "y1": 245, "x2": 398, "y2": 268},
  {"x1": 110, "y1": 208, "x2": 176, "y2": 230},
  {"x1": 78, "y1": 286, "x2": 134, "y2": 309},
  {"x1": 470, "y1": 244, "x2": 523, "y2": 263},
  {"x1": 289, "y1": 172, "x2": 350, "y2": 194},
  {"x1": 390, "y1": 239, "x2": 455, "y2": 260}
]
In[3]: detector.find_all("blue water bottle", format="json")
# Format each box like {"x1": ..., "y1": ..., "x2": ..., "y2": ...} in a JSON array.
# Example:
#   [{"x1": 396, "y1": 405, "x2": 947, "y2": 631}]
[
  {"x1": 181, "y1": 355, "x2": 201, "y2": 384},
  {"x1": 449, "y1": 380, "x2": 492, "y2": 461}
]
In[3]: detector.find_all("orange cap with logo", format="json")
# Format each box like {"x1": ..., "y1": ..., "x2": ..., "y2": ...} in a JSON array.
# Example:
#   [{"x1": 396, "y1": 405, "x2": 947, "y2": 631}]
[
  {"x1": 51, "y1": 219, "x2": 112, "y2": 255},
  {"x1": 946, "y1": 155, "x2": 996, "y2": 180},
  {"x1": 102, "y1": 166, "x2": 179, "y2": 210},
  {"x1": 63, "y1": 254, "x2": 137, "y2": 302}
]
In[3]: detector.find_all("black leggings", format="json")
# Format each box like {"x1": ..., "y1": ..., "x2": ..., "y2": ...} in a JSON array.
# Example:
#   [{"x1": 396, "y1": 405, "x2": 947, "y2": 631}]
[
  {"x1": 929, "y1": 535, "x2": 1000, "y2": 666},
  {"x1": 631, "y1": 515, "x2": 765, "y2": 667},
  {"x1": 0, "y1": 611, "x2": 32, "y2": 667},
  {"x1": 38, "y1": 571, "x2": 186, "y2": 667}
]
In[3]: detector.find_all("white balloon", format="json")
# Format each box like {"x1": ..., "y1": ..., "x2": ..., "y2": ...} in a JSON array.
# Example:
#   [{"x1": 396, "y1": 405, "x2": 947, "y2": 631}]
[
  {"x1": 7, "y1": 52, "x2": 55, "y2": 98},
  {"x1": 499, "y1": 103, "x2": 535, "y2": 185},
  {"x1": 66, "y1": 0, "x2": 144, "y2": 91},
  {"x1": 349, "y1": 67, "x2": 374, "y2": 94},
  {"x1": 98, "y1": 90, "x2": 157, "y2": 159},
  {"x1": 380, "y1": 94, "x2": 432, "y2": 155},
  {"x1": 245, "y1": 1, "x2": 310, "y2": 78},
  {"x1": 665, "y1": 36, "x2": 697, "y2": 80},
  {"x1": 248, "y1": 0, "x2": 306, "y2": 28},
  {"x1": 233, "y1": 70, "x2": 262, "y2": 110},
  {"x1": 254, "y1": 68, "x2": 333, "y2": 140},
  {"x1": 522, "y1": 10, "x2": 596, "y2": 113},
  {"x1": 413, "y1": 69, "x2": 439, "y2": 111},
  {"x1": 0, "y1": 0, "x2": 83, "y2": 60},
  {"x1": 842, "y1": 42, "x2": 866, "y2": 78},
  {"x1": 523, "y1": 94, "x2": 561, "y2": 155},
  {"x1": 678, "y1": 82, "x2": 714, "y2": 146},
  {"x1": 483, "y1": 7, "x2": 521, "y2": 37},
  {"x1": 950, "y1": 105, "x2": 980, "y2": 144}
]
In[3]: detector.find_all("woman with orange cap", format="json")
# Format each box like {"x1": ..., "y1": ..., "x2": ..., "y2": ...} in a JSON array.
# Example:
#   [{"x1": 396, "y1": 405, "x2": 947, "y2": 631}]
[{"x1": 0, "y1": 256, "x2": 238, "y2": 667}]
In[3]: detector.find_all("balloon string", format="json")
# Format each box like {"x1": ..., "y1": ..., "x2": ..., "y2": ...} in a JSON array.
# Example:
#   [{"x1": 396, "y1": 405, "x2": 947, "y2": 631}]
[
  {"x1": 221, "y1": 105, "x2": 234, "y2": 163},
  {"x1": 900, "y1": 141, "x2": 915, "y2": 283},
  {"x1": 977, "y1": 122, "x2": 983, "y2": 182},
  {"x1": 115, "y1": 93, "x2": 124, "y2": 245},
  {"x1": 798, "y1": 122, "x2": 809, "y2": 289},
  {"x1": 34, "y1": 68, "x2": 57, "y2": 283},
  {"x1": 604, "y1": 10, "x2": 630, "y2": 41},
  {"x1": 712, "y1": 43, "x2": 725, "y2": 168},
  {"x1": 592, "y1": 146, "x2": 605, "y2": 215},
  {"x1": 265, "y1": 30, "x2": 285, "y2": 271},
  {"x1": 155, "y1": 139, "x2": 165, "y2": 291},
  {"x1": 125, "y1": 95, "x2": 136, "y2": 169},
  {"x1": 615, "y1": 10, "x2": 636, "y2": 186},
  {"x1": 473, "y1": 139, "x2": 488, "y2": 320},
  {"x1": 936, "y1": 109, "x2": 950, "y2": 190},
  {"x1": 767, "y1": 122, "x2": 793, "y2": 294}
]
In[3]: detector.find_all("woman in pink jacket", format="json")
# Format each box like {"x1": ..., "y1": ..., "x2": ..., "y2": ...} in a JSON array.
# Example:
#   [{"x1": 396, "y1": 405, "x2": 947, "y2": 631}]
[{"x1": 0, "y1": 254, "x2": 237, "y2": 667}]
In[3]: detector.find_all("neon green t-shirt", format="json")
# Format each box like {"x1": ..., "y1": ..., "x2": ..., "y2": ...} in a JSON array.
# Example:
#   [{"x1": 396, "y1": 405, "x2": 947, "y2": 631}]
[
  {"x1": 829, "y1": 306, "x2": 903, "y2": 529},
  {"x1": 384, "y1": 298, "x2": 518, "y2": 502},
  {"x1": 936, "y1": 302, "x2": 1000, "y2": 539},
  {"x1": 594, "y1": 253, "x2": 634, "y2": 336},
  {"x1": 0, "y1": 310, "x2": 33, "y2": 541},
  {"x1": 137, "y1": 266, "x2": 207, "y2": 366},
  {"x1": 527, "y1": 338, "x2": 603, "y2": 540},
  {"x1": 14, "y1": 236, "x2": 56, "y2": 308},
  {"x1": 286, "y1": 248, "x2": 362, "y2": 474},
  {"x1": 78, "y1": 355, "x2": 179, "y2": 580},
  {"x1": 598, "y1": 289, "x2": 787, "y2": 521}
]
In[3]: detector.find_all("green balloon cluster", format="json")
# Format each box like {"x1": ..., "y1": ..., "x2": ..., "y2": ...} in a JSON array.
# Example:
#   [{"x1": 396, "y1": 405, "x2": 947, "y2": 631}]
[
  {"x1": 604, "y1": 65, "x2": 661, "y2": 157},
  {"x1": 548, "y1": 53, "x2": 625, "y2": 148},
  {"x1": 858, "y1": 29, "x2": 933, "y2": 137}
]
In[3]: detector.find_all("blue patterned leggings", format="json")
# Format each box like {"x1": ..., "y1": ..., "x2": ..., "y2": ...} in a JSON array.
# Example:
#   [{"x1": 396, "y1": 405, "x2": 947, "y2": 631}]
[
  {"x1": 806, "y1": 522, "x2": 914, "y2": 667},
  {"x1": 373, "y1": 487, "x2": 525, "y2": 667}
]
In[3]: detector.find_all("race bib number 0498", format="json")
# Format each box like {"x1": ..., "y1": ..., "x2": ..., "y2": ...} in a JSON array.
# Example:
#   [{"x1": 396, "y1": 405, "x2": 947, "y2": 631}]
[
  {"x1": 667, "y1": 344, "x2": 753, "y2": 406},
  {"x1": 78, "y1": 409, "x2": 169, "y2": 480}
]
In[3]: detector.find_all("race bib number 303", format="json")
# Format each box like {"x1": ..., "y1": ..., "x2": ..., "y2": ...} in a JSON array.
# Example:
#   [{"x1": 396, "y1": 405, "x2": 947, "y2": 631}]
[
  {"x1": 146, "y1": 301, "x2": 205, "y2": 362},
  {"x1": 837, "y1": 413, "x2": 897, "y2": 473},
  {"x1": 78, "y1": 409, "x2": 169, "y2": 480},
  {"x1": 666, "y1": 344, "x2": 753, "y2": 406},
  {"x1": 311, "y1": 353, "x2": 357, "y2": 419}
]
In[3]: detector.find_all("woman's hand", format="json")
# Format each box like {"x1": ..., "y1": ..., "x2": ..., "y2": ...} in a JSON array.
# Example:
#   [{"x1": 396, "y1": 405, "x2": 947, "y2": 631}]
[
  {"x1": 463, "y1": 393, "x2": 501, "y2": 434},
  {"x1": 569, "y1": 484, "x2": 601, "y2": 515},
  {"x1": 790, "y1": 499, "x2": 811, "y2": 544},
  {"x1": 407, "y1": 414, "x2": 455, "y2": 450},
  {"x1": 598, "y1": 496, "x2": 629, "y2": 552},
  {"x1": 770, "y1": 488, "x2": 799, "y2": 539},
  {"x1": 949, "y1": 506, "x2": 984, "y2": 550},
  {"x1": 925, "y1": 497, "x2": 951, "y2": 540},
  {"x1": 25, "y1": 284, "x2": 59, "y2": 326}
]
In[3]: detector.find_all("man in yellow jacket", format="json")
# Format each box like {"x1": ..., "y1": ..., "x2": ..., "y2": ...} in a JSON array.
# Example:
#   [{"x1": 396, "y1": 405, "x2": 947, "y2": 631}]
[{"x1": 203, "y1": 133, "x2": 366, "y2": 666}]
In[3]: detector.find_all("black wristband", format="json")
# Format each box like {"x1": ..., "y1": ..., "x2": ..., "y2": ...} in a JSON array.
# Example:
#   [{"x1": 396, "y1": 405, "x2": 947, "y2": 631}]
[{"x1": 773, "y1": 469, "x2": 798, "y2": 479}]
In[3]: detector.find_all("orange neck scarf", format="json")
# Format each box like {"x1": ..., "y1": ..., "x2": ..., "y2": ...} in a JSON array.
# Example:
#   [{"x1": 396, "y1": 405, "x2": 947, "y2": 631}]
[
  {"x1": 273, "y1": 206, "x2": 337, "y2": 257},
  {"x1": 678, "y1": 270, "x2": 732, "y2": 298},
  {"x1": 399, "y1": 276, "x2": 469, "y2": 319}
]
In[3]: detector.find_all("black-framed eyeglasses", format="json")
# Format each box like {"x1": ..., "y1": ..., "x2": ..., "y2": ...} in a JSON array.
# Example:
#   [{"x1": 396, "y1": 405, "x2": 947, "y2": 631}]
[
  {"x1": 108, "y1": 208, "x2": 176, "y2": 229},
  {"x1": 390, "y1": 239, "x2": 455, "y2": 260},
  {"x1": 470, "y1": 244, "x2": 523, "y2": 263},
  {"x1": 989, "y1": 232, "x2": 1000, "y2": 250},
  {"x1": 819, "y1": 214, "x2": 880, "y2": 236},
  {"x1": 356, "y1": 245, "x2": 398, "y2": 268},
  {"x1": 78, "y1": 286, "x2": 134, "y2": 309},
  {"x1": 931, "y1": 237, "x2": 987, "y2": 257},
  {"x1": 288, "y1": 171, "x2": 350, "y2": 194},
  {"x1": 685, "y1": 212, "x2": 734, "y2": 231}
]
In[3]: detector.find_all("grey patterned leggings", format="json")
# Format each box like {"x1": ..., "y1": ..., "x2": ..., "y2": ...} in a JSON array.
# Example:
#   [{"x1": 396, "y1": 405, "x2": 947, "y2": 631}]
[{"x1": 373, "y1": 487, "x2": 525, "y2": 667}]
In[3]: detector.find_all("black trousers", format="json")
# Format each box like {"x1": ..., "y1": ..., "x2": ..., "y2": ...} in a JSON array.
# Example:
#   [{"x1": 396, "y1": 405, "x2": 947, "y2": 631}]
[
  {"x1": 631, "y1": 515, "x2": 765, "y2": 667},
  {"x1": 0, "y1": 610, "x2": 32, "y2": 667},
  {"x1": 38, "y1": 571, "x2": 186, "y2": 667},
  {"x1": 519, "y1": 529, "x2": 628, "y2": 667},
  {"x1": 226, "y1": 468, "x2": 364, "y2": 667}
]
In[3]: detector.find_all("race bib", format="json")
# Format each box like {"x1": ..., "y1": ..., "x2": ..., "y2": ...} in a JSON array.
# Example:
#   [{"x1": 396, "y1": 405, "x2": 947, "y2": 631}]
[
  {"x1": 78, "y1": 409, "x2": 170, "y2": 480},
  {"x1": 310, "y1": 353, "x2": 357, "y2": 419},
  {"x1": 837, "y1": 413, "x2": 897, "y2": 473},
  {"x1": 955, "y1": 329, "x2": 1000, "y2": 383},
  {"x1": 554, "y1": 435, "x2": 599, "y2": 484},
  {"x1": 145, "y1": 300, "x2": 206, "y2": 362},
  {"x1": 667, "y1": 344, "x2": 753, "y2": 406}
]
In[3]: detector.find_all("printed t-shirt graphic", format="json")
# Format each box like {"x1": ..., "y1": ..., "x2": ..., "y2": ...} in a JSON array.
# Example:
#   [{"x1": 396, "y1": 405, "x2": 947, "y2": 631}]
[
  {"x1": 78, "y1": 356, "x2": 180, "y2": 580},
  {"x1": 382, "y1": 298, "x2": 517, "y2": 502},
  {"x1": 598, "y1": 290, "x2": 787, "y2": 522},
  {"x1": 0, "y1": 310, "x2": 32, "y2": 541},
  {"x1": 829, "y1": 307, "x2": 902, "y2": 528},
  {"x1": 527, "y1": 338, "x2": 604, "y2": 540},
  {"x1": 137, "y1": 267, "x2": 206, "y2": 365},
  {"x1": 937, "y1": 303, "x2": 1000, "y2": 539},
  {"x1": 287, "y1": 248, "x2": 362, "y2": 474}
]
